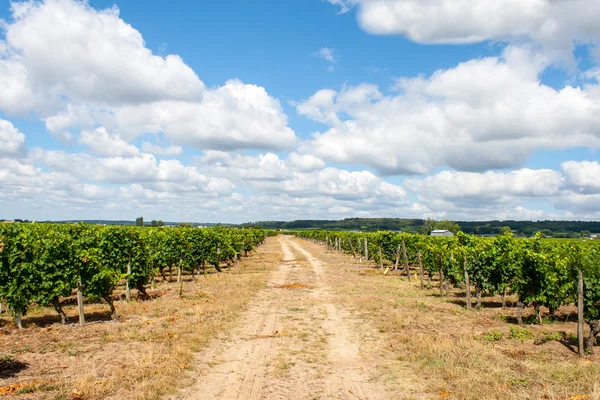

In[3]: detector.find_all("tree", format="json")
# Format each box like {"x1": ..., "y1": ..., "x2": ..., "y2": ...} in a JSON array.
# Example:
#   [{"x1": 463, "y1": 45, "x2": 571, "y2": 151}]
[
  {"x1": 136, "y1": 217, "x2": 144, "y2": 227},
  {"x1": 436, "y1": 220, "x2": 461, "y2": 234},
  {"x1": 150, "y1": 220, "x2": 164, "y2": 227},
  {"x1": 423, "y1": 219, "x2": 437, "y2": 235}
]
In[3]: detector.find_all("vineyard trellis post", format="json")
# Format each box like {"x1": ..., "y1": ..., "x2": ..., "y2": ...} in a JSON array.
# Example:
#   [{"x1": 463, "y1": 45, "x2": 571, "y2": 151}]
[
  {"x1": 418, "y1": 251, "x2": 424, "y2": 290},
  {"x1": 358, "y1": 238, "x2": 363, "y2": 262},
  {"x1": 463, "y1": 255, "x2": 472, "y2": 309},
  {"x1": 126, "y1": 259, "x2": 132, "y2": 302},
  {"x1": 578, "y1": 268, "x2": 584, "y2": 357},
  {"x1": 402, "y1": 239, "x2": 409, "y2": 281},
  {"x1": 348, "y1": 238, "x2": 356, "y2": 258},
  {"x1": 364, "y1": 238, "x2": 368, "y2": 262},
  {"x1": 77, "y1": 272, "x2": 85, "y2": 326},
  {"x1": 439, "y1": 254, "x2": 445, "y2": 297},
  {"x1": 378, "y1": 247, "x2": 383, "y2": 269}
]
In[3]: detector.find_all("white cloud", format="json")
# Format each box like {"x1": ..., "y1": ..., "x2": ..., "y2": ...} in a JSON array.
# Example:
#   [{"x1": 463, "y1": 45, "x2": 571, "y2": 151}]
[
  {"x1": 0, "y1": 0, "x2": 204, "y2": 114},
  {"x1": 0, "y1": 0, "x2": 296, "y2": 152},
  {"x1": 79, "y1": 127, "x2": 139, "y2": 157},
  {"x1": 313, "y1": 47, "x2": 338, "y2": 63},
  {"x1": 561, "y1": 160, "x2": 600, "y2": 194},
  {"x1": 298, "y1": 46, "x2": 600, "y2": 175},
  {"x1": 495, "y1": 206, "x2": 547, "y2": 221},
  {"x1": 312, "y1": 47, "x2": 339, "y2": 71},
  {"x1": 327, "y1": 0, "x2": 600, "y2": 61},
  {"x1": 404, "y1": 169, "x2": 564, "y2": 201},
  {"x1": 141, "y1": 142, "x2": 182, "y2": 156},
  {"x1": 287, "y1": 152, "x2": 326, "y2": 172},
  {"x1": 110, "y1": 80, "x2": 296, "y2": 151},
  {"x1": 0, "y1": 119, "x2": 26, "y2": 157}
]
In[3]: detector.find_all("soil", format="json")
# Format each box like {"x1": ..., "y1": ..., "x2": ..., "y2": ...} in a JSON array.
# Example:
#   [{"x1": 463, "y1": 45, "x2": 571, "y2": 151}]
[{"x1": 176, "y1": 236, "x2": 395, "y2": 400}]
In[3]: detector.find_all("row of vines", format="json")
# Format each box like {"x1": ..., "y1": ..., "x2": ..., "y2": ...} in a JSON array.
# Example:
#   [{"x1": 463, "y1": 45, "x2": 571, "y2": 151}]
[
  {"x1": 0, "y1": 223, "x2": 268, "y2": 328},
  {"x1": 293, "y1": 230, "x2": 600, "y2": 356}
]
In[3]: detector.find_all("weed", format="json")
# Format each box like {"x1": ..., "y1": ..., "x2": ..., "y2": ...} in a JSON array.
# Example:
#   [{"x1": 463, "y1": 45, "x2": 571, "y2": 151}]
[
  {"x1": 481, "y1": 329, "x2": 504, "y2": 342},
  {"x1": 534, "y1": 330, "x2": 563, "y2": 345},
  {"x1": 509, "y1": 326, "x2": 535, "y2": 342}
]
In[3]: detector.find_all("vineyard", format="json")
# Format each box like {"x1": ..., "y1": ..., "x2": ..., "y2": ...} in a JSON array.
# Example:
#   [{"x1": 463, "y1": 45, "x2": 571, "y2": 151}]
[
  {"x1": 292, "y1": 230, "x2": 600, "y2": 356},
  {"x1": 0, "y1": 223, "x2": 268, "y2": 328}
]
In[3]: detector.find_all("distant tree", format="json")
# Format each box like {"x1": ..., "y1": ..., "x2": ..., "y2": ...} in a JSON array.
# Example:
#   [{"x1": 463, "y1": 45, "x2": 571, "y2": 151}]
[
  {"x1": 151, "y1": 220, "x2": 165, "y2": 227},
  {"x1": 179, "y1": 222, "x2": 194, "y2": 228},
  {"x1": 136, "y1": 217, "x2": 144, "y2": 227},
  {"x1": 436, "y1": 220, "x2": 461, "y2": 234},
  {"x1": 423, "y1": 219, "x2": 437, "y2": 235}
]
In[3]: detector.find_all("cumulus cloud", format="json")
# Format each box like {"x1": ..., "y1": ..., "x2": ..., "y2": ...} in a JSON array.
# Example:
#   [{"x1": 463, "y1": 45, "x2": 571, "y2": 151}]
[
  {"x1": 298, "y1": 46, "x2": 600, "y2": 175},
  {"x1": 327, "y1": 0, "x2": 600, "y2": 61},
  {"x1": 0, "y1": 119, "x2": 26, "y2": 157},
  {"x1": 0, "y1": 0, "x2": 204, "y2": 114},
  {"x1": 404, "y1": 169, "x2": 564, "y2": 202},
  {"x1": 287, "y1": 152, "x2": 326, "y2": 172},
  {"x1": 79, "y1": 128, "x2": 139, "y2": 157},
  {"x1": 141, "y1": 142, "x2": 183, "y2": 156},
  {"x1": 561, "y1": 160, "x2": 600, "y2": 194},
  {"x1": 0, "y1": 0, "x2": 296, "y2": 152}
]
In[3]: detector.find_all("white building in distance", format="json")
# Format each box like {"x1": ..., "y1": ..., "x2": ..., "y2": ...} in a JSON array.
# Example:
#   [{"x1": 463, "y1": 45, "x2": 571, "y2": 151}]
[{"x1": 431, "y1": 230, "x2": 454, "y2": 237}]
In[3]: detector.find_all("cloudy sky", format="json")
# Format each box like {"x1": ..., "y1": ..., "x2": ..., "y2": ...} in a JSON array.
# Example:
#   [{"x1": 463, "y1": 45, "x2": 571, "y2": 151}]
[{"x1": 0, "y1": 0, "x2": 599, "y2": 223}]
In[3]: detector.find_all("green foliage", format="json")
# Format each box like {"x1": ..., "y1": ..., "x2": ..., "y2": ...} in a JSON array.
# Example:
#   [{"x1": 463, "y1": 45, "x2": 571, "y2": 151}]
[
  {"x1": 534, "y1": 331, "x2": 563, "y2": 345},
  {"x1": 291, "y1": 228, "x2": 600, "y2": 334},
  {"x1": 0, "y1": 223, "x2": 266, "y2": 325},
  {"x1": 481, "y1": 330, "x2": 504, "y2": 342},
  {"x1": 509, "y1": 326, "x2": 535, "y2": 342}
]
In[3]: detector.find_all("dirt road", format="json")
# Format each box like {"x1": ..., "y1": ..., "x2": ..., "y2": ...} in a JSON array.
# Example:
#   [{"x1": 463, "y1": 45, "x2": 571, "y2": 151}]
[{"x1": 177, "y1": 236, "x2": 389, "y2": 400}]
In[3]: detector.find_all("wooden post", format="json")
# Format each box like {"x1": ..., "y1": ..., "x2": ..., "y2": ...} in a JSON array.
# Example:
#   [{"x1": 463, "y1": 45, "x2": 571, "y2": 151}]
[
  {"x1": 394, "y1": 244, "x2": 401, "y2": 271},
  {"x1": 358, "y1": 238, "x2": 363, "y2": 262},
  {"x1": 326, "y1": 235, "x2": 329, "y2": 249},
  {"x1": 402, "y1": 239, "x2": 409, "y2": 281},
  {"x1": 15, "y1": 312, "x2": 22, "y2": 329},
  {"x1": 463, "y1": 255, "x2": 472, "y2": 309},
  {"x1": 378, "y1": 247, "x2": 383, "y2": 269},
  {"x1": 418, "y1": 251, "x2": 424, "y2": 290},
  {"x1": 348, "y1": 238, "x2": 356, "y2": 258},
  {"x1": 77, "y1": 272, "x2": 85, "y2": 326},
  {"x1": 126, "y1": 260, "x2": 132, "y2": 301},
  {"x1": 364, "y1": 238, "x2": 368, "y2": 262},
  {"x1": 439, "y1": 255, "x2": 444, "y2": 297},
  {"x1": 578, "y1": 269, "x2": 585, "y2": 357},
  {"x1": 178, "y1": 264, "x2": 183, "y2": 298}
]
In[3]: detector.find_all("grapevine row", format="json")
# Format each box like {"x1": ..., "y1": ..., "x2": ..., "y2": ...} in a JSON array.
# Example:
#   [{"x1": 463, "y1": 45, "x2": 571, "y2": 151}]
[
  {"x1": 0, "y1": 223, "x2": 267, "y2": 328},
  {"x1": 292, "y1": 230, "x2": 600, "y2": 356}
]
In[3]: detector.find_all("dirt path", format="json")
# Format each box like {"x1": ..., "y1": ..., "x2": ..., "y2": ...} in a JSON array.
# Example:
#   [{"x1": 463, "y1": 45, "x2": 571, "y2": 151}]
[{"x1": 177, "y1": 236, "x2": 389, "y2": 400}]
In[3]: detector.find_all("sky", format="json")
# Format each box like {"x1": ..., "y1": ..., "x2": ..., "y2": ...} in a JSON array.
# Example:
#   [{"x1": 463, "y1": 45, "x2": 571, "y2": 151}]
[{"x1": 0, "y1": 0, "x2": 599, "y2": 223}]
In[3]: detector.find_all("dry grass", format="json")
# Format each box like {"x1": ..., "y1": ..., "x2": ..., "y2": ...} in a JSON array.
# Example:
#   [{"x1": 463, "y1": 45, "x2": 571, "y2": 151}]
[
  {"x1": 274, "y1": 283, "x2": 313, "y2": 290},
  {"x1": 300, "y1": 240, "x2": 600, "y2": 400},
  {"x1": 0, "y1": 239, "x2": 281, "y2": 400}
]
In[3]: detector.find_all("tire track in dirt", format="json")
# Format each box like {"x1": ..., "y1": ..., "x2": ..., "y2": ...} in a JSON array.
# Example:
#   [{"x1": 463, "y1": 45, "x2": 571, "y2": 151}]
[
  {"x1": 288, "y1": 241, "x2": 388, "y2": 400},
  {"x1": 177, "y1": 237, "x2": 295, "y2": 400},
  {"x1": 177, "y1": 236, "x2": 388, "y2": 400}
]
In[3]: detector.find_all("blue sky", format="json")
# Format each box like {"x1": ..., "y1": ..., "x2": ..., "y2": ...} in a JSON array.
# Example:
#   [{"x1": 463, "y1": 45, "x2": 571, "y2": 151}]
[{"x1": 0, "y1": 0, "x2": 599, "y2": 223}]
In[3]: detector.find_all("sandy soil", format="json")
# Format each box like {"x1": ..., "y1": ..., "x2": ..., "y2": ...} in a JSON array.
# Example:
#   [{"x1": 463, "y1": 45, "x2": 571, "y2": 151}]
[{"x1": 176, "y1": 236, "x2": 393, "y2": 400}]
